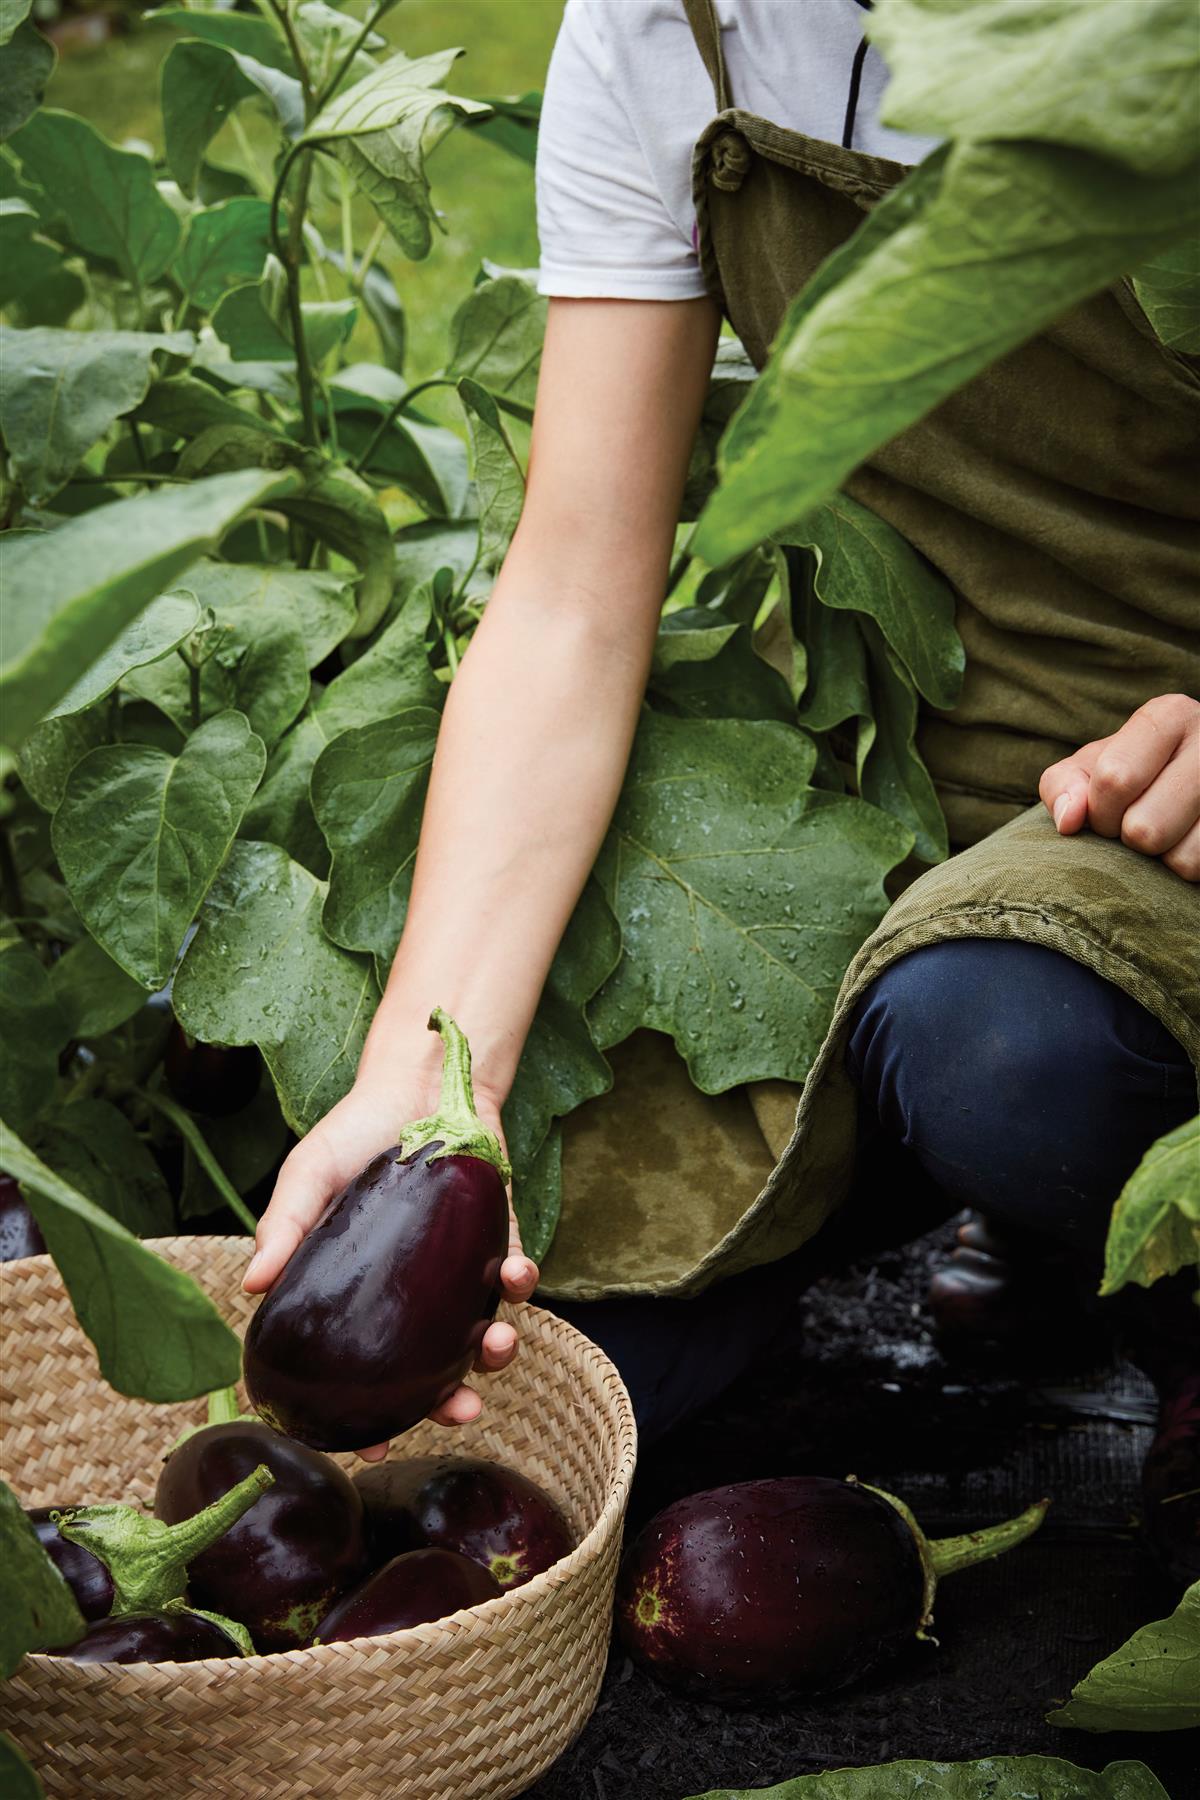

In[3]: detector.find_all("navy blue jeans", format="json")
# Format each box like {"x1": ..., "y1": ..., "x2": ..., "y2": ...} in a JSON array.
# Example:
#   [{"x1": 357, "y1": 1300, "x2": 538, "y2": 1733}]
[{"x1": 544, "y1": 941, "x2": 1194, "y2": 1442}]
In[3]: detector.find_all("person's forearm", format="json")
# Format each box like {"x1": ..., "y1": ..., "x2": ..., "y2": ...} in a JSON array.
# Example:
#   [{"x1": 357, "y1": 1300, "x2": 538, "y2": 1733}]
[{"x1": 357, "y1": 528, "x2": 665, "y2": 1103}]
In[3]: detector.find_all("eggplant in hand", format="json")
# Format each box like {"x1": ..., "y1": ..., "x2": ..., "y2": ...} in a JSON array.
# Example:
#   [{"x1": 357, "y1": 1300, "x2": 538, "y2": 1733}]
[
  {"x1": 49, "y1": 1609, "x2": 248, "y2": 1664},
  {"x1": 618, "y1": 1475, "x2": 1048, "y2": 1703},
  {"x1": 244, "y1": 1010, "x2": 510, "y2": 1451},
  {"x1": 27, "y1": 1507, "x2": 114, "y2": 1621},
  {"x1": 314, "y1": 1548, "x2": 501, "y2": 1644},
  {"x1": 354, "y1": 1457, "x2": 573, "y2": 1588},
  {"x1": 155, "y1": 1398, "x2": 369, "y2": 1650}
]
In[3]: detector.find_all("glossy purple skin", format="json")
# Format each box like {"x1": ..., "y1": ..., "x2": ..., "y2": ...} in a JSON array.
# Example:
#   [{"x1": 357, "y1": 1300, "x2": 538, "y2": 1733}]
[
  {"x1": 354, "y1": 1456, "x2": 574, "y2": 1588},
  {"x1": 28, "y1": 1508, "x2": 114, "y2": 1622},
  {"x1": 0, "y1": 1174, "x2": 46, "y2": 1260},
  {"x1": 155, "y1": 1420, "x2": 368, "y2": 1652},
  {"x1": 314, "y1": 1548, "x2": 501, "y2": 1644},
  {"x1": 243, "y1": 1143, "x2": 508, "y2": 1452},
  {"x1": 164, "y1": 1023, "x2": 260, "y2": 1118},
  {"x1": 617, "y1": 1476, "x2": 925, "y2": 1703},
  {"x1": 47, "y1": 1611, "x2": 240, "y2": 1664}
]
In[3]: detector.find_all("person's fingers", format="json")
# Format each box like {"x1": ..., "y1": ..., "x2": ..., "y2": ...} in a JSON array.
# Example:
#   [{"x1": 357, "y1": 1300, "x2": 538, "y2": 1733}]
[
  {"x1": 356, "y1": 1441, "x2": 390, "y2": 1462},
  {"x1": 1039, "y1": 739, "x2": 1104, "y2": 835},
  {"x1": 428, "y1": 1385, "x2": 483, "y2": 1427},
  {"x1": 242, "y1": 1140, "x2": 338, "y2": 1292},
  {"x1": 500, "y1": 1252, "x2": 539, "y2": 1300},
  {"x1": 474, "y1": 1320, "x2": 518, "y2": 1374},
  {"x1": 1119, "y1": 741, "x2": 1200, "y2": 858},
  {"x1": 1163, "y1": 818, "x2": 1200, "y2": 883},
  {"x1": 1085, "y1": 699, "x2": 1190, "y2": 839}
]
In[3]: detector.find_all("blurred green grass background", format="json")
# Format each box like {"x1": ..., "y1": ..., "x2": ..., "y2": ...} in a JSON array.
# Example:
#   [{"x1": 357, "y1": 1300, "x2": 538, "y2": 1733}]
[{"x1": 47, "y1": 1, "x2": 564, "y2": 375}]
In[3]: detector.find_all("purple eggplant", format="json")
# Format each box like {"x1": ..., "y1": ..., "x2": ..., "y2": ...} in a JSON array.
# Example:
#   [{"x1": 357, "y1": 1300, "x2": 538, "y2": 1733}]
[
  {"x1": 28, "y1": 1508, "x2": 114, "y2": 1621},
  {"x1": 617, "y1": 1476, "x2": 1048, "y2": 1703},
  {"x1": 243, "y1": 1010, "x2": 510, "y2": 1451},
  {"x1": 354, "y1": 1457, "x2": 573, "y2": 1589},
  {"x1": 155, "y1": 1401, "x2": 369, "y2": 1650},
  {"x1": 0, "y1": 1172, "x2": 46, "y2": 1260},
  {"x1": 47, "y1": 1610, "x2": 246, "y2": 1664},
  {"x1": 165, "y1": 1023, "x2": 260, "y2": 1118},
  {"x1": 314, "y1": 1548, "x2": 501, "y2": 1643}
]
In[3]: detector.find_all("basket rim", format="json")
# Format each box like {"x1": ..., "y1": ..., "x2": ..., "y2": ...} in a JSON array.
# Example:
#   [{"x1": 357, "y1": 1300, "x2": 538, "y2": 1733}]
[{"x1": 11, "y1": 1239, "x2": 638, "y2": 1676}]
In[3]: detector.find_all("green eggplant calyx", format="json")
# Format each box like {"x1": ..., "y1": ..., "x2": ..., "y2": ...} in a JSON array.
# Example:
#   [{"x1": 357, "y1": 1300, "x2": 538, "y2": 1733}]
[
  {"x1": 860, "y1": 1480, "x2": 1049, "y2": 1639},
  {"x1": 53, "y1": 1463, "x2": 275, "y2": 1616},
  {"x1": 168, "y1": 1386, "x2": 255, "y2": 1454},
  {"x1": 397, "y1": 1007, "x2": 512, "y2": 1182},
  {"x1": 164, "y1": 1598, "x2": 254, "y2": 1658}
]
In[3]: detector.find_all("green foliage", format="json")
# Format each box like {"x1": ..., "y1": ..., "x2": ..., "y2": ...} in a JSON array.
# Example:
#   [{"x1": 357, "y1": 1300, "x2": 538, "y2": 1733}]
[
  {"x1": 1048, "y1": 1583, "x2": 1200, "y2": 1732},
  {"x1": 13, "y1": 110, "x2": 180, "y2": 286},
  {"x1": 0, "y1": 1733, "x2": 44, "y2": 1800},
  {"x1": 695, "y1": 0, "x2": 1200, "y2": 561},
  {"x1": 0, "y1": 21, "x2": 54, "y2": 146},
  {"x1": 0, "y1": 1478, "x2": 84, "y2": 1677},
  {"x1": 687, "y1": 1757, "x2": 1170, "y2": 1800},
  {"x1": 1101, "y1": 1115, "x2": 1200, "y2": 1295}
]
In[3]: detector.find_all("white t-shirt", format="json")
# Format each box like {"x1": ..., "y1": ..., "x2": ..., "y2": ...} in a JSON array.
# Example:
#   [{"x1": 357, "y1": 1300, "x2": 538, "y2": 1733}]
[{"x1": 536, "y1": 0, "x2": 936, "y2": 300}]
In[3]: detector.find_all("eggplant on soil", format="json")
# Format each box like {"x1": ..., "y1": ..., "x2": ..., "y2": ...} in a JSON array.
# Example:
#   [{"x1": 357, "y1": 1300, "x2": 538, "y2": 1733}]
[
  {"x1": 354, "y1": 1456, "x2": 574, "y2": 1588},
  {"x1": 314, "y1": 1547, "x2": 501, "y2": 1643},
  {"x1": 617, "y1": 1475, "x2": 1048, "y2": 1703},
  {"x1": 244, "y1": 1009, "x2": 510, "y2": 1452},
  {"x1": 155, "y1": 1393, "x2": 369, "y2": 1650}
]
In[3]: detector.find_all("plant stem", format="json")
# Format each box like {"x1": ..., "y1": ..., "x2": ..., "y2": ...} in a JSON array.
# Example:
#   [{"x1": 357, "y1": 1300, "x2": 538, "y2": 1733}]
[
  {"x1": 927, "y1": 1499, "x2": 1049, "y2": 1579},
  {"x1": 207, "y1": 1387, "x2": 245, "y2": 1426},
  {"x1": 271, "y1": 147, "x2": 321, "y2": 449},
  {"x1": 356, "y1": 220, "x2": 386, "y2": 287},
  {"x1": 442, "y1": 621, "x2": 460, "y2": 676},
  {"x1": 314, "y1": 0, "x2": 397, "y2": 111},
  {"x1": 188, "y1": 658, "x2": 202, "y2": 733},
  {"x1": 0, "y1": 829, "x2": 23, "y2": 921},
  {"x1": 397, "y1": 1008, "x2": 511, "y2": 1179},
  {"x1": 265, "y1": 0, "x2": 313, "y2": 106},
  {"x1": 351, "y1": 375, "x2": 453, "y2": 474}
]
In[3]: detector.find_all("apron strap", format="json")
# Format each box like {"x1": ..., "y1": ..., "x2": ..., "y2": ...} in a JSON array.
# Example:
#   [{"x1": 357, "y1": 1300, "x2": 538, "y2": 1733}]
[{"x1": 682, "y1": 0, "x2": 732, "y2": 112}]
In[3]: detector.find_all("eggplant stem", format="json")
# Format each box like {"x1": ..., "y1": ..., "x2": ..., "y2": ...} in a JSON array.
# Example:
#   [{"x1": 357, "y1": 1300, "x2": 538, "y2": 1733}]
[
  {"x1": 396, "y1": 1008, "x2": 512, "y2": 1181},
  {"x1": 54, "y1": 1464, "x2": 274, "y2": 1616},
  {"x1": 927, "y1": 1498, "x2": 1050, "y2": 1578},
  {"x1": 206, "y1": 1387, "x2": 245, "y2": 1426}
]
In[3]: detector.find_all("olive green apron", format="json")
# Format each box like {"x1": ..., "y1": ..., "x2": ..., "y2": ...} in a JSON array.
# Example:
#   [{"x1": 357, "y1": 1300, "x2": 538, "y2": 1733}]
[{"x1": 539, "y1": 0, "x2": 1200, "y2": 1301}]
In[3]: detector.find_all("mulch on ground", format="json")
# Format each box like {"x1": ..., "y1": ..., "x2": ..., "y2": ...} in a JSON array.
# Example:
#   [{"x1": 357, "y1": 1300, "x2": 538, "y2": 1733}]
[{"x1": 527, "y1": 1223, "x2": 1198, "y2": 1800}]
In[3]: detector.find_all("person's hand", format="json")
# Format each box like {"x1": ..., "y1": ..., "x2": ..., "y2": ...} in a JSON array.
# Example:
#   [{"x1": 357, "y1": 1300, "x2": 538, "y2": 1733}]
[
  {"x1": 1039, "y1": 693, "x2": 1199, "y2": 881},
  {"x1": 241, "y1": 1064, "x2": 539, "y2": 1460}
]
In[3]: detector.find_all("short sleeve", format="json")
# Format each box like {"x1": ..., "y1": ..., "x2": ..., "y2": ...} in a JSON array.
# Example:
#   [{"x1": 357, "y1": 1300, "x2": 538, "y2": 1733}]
[{"x1": 535, "y1": 0, "x2": 708, "y2": 300}]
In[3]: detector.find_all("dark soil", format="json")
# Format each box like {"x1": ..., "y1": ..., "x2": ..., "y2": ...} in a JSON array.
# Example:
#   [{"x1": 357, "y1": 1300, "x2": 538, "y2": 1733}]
[{"x1": 525, "y1": 1224, "x2": 1198, "y2": 1800}]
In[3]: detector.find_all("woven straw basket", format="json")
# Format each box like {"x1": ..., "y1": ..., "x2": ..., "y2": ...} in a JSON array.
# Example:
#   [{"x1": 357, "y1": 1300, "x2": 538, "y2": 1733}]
[{"x1": 0, "y1": 1236, "x2": 637, "y2": 1800}]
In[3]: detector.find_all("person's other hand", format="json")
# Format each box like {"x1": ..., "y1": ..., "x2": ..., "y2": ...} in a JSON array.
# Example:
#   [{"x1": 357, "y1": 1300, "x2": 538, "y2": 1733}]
[
  {"x1": 1039, "y1": 693, "x2": 1200, "y2": 881},
  {"x1": 241, "y1": 1065, "x2": 539, "y2": 1458}
]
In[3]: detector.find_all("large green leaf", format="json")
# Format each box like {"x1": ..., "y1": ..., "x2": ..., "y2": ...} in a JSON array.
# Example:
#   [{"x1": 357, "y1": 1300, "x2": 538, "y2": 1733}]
[
  {"x1": 45, "y1": 592, "x2": 200, "y2": 720},
  {"x1": 447, "y1": 272, "x2": 546, "y2": 414},
  {"x1": 31, "y1": 1098, "x2": 174, "y2": 1236},
  {"x1": 161, "y1": 39, "x2": 303, "y2": 192},
  {"x1": 53, "y1": 710, "x2": 267, "y2": 989},
  {"x1": 779, "y1": 495, "x2": 962, "y2": 709},
  {"x1": 465, "y1": 91, "x2": 540, "y2": 166},
  {"x1": 0, "y1": 467, "x2": 296, "y2": 749},
  {"x1": 1133, "y1": 235, "x2": 1200, "y2": 353},
  {"x1": 126, "y1": 603, "x2": 310, "y2": 749},
  {"x1": 2, "y1": 1121, "x2": 241, "y2": 1399},
  {"x1": 173, "y1": 840, "x2": 379, "y2": 1134},
  {"x1": 0, "y1": 196, "x2": 83, "y2": 325},
  {"x1": 302, "y1": 48, "x2": 489, "y2": 260},
  {"x1": 210, "y1": 278, "x2": 357, "y2": 367},
  {"x1": 313, "y1": 707, "x2": 440, "y2": 964},
  {"x1": 0, "y1": 0, "x2": 33, "y2": 47},
  {"x1": 16, "y1": 708, "x2": 108, "y2": 813},
  {"x1": 590, "y1": 714, "x2": 911, "y2": 1092},
  {"x1": 11, "y1": 110, "x2": 180, "y2": 285},
  {"x1": 0, "y1": 938, "x2": 69, "y2": 1131},
  {"x1": 0, "y1": 326, "x2": 195, "y2": 501},
  {"x1": 1101, "y1": 1114, "x2": 1200, "y2": 1295},
  {"x1": 456, "y1": 377, "x2": 525, "y2": 567},
  {"x1": 0, "y1": 1733, "x2": 45, "y2": 1799},
  {"x1": 174, "y1": 196, "x2": 272, "y2": 311},
  {"x1": 149, "y1": 6, "x2": 294, "y2": 73},
  {"x1": 872, "y1": 0, "x2": 1200, "y2": 178},
  {"x1": 134, "y1": 373, "x2": 278, "y2": 444},
  {"x1": 0, "y1": 21, "x2": 54, "y2": 145},
  {"x1": 1048, "y1": 1583, "x2": 1200, "y2": 1732},
  {"x1": 47, "y1": 935, "x2": 145, "y2": 1038},
  {"x1": 695, "y1": 138, "x2": 1200, "y2": 563},
  {"x1": 687, "y1": 1756, "x2": 1170, "y2": 1800},
  {"x1": 503, "y1": 881, "x2": 619, "y2": 1263},
  {"x1": 327, "y1": 364, "x2": 469, "y2": 515},
  {"x1": 0, "y1": 1479, "x2": 84, "y2": 1679},
  {"x1": 649, "y1": 610, "x2": 795, "y2": 724},
  {"x1": 857, "y1": 621, "x2": 948, "y2": 864}
]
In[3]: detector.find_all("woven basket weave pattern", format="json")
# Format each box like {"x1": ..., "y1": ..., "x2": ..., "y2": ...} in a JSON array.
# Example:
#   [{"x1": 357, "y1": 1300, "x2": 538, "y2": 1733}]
[{"x1": 0, "y1": 1237, "x2": 637, "y2": 1799}]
